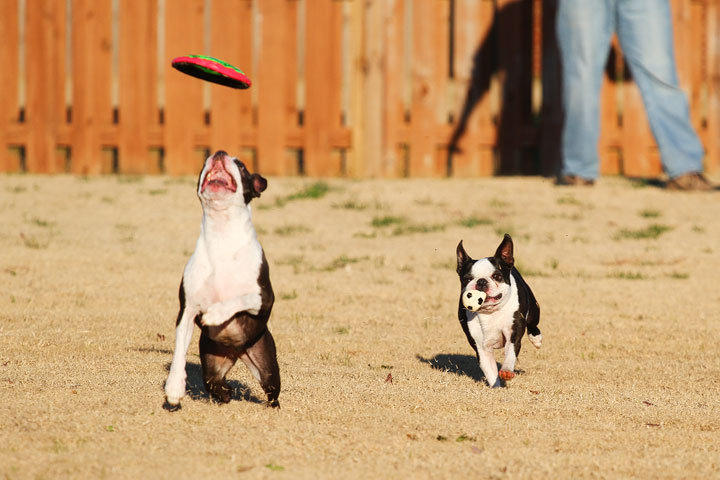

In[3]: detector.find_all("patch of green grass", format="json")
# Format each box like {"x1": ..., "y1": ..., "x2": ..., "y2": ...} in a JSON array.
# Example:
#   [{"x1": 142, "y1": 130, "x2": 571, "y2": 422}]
[
  {"x1": 273, "y1": 224, "x2": 311, "y2": 236},
  {"x1": 639, "y1": 209, "x2": 661, "y2": 218},
  {"x1": 116, "y1": 175, "x2": 143, "y2": 184},
  {"x1": 608, "y1": 271, "x2": 647, "y2": 280},
  {"x1": 614, "y1": 224, "x2": 673, "y2": 240},
  {"x1": 275, "y1": 255, "x2": 305, "y2": 274},
  {"x1": 6, "y1": 185, "x2": 27, "y2": 193},
  {"x1": 332, "y1": 199, "x2": 368, "y2": 210},
  {"x1": 458, "y1": 216, "x2": 493, "y2": 228},
  {"x1": 264, "y1": 463, "x2": 284, "y2": 472},
  {"x1": 391, "y1": 223, "x2": 445, "y2": 236},
  {"x1": 101, "y1": 196, "x2": 116, "y2": 204},
  {"x1": 691, "y1": 225, "x2": 705, "y2": 234},
  {"x1": 321, "y1": 255, "x2": 369, "y2": 272},
  {"x1": 557, "y1": 195, "x2": 582, "y2": 206},
  {"x1": 28, "y1": 217, "x2": 55, "y2": 228},
  {"x1": 490, "y1": 198, "x2": 509, "y2": 208},
  {"x1": 280, "y1": 290, "x2": 298, "y2": 300},
  {"x1": 353, "y1": 231, "x2": 377, "y2": 239},
  {"x1": 19, "y1": 233, "x2": 50, "y2": 249},
  {"x1": 546, "y1": 258, "x2": 559, "y2": 270},
  {"x1": 145, "y1": 188, "x2": 167, "y2": 196},
  {"x1": 371, "y1": 216, "x2": 405, "y2": 227},
  {"x1": 334, "y1": 326, "x2": 349, "y2": 335},
  {"x1": 274, "y1": 182, "x2": 331, "y2": 207},
  {"x1": 666, "y1": 272, "x2": 689, "y2": 279},
  {"x1": 431, "y1": 260, "x2": 455, "y2": 270},
  {"x1": 456, "y1": 434, "x2": 477, "y2": 443}
]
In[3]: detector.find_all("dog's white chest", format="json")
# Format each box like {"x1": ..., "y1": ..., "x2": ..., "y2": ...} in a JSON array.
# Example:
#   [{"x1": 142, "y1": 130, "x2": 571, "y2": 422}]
[
  {"x1": 184, "y1": 219, "x2": 263, "y2": 309},
  {"x1": 465, "y1": 291, "x2": 519, "y2": 350}
]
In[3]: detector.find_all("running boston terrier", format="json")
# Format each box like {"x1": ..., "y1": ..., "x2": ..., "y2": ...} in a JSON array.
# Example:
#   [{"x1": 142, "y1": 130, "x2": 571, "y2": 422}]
[
  {"x1": 164, "y1": 150, "x2": 280, "y2": 408},
  {"x1": 455, "y1": 234, "x2": 542, "y2": 388}
]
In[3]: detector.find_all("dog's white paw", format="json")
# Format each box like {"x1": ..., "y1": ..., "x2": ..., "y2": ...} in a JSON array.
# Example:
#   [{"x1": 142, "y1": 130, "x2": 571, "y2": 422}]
[
  {"x1": 529, "y1": 333, "x2": 542, "y2": 349},
  {"x1": 201, "y1": 303, "x2": 229, "y2": 326},
  {"x1": 164, "y1": 377, "x2": 186, "y2": 406},
  {"x1": 462, "y1": 290, "x2": 487, "y2": 312},
  {"x1": 243, "y1": 294, "x2": 262, "y2": 316}
]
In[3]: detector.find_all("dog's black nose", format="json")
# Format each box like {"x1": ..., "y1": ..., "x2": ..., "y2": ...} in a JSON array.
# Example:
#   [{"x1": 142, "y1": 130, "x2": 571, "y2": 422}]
[{"x1": 476, "y1": 279, "x2": 488, "y2": 291}]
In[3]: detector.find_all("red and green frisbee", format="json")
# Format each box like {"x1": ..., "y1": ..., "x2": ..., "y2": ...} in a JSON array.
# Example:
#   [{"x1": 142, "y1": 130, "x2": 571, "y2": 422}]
[{"x1": 171, "y1": 54, "x2": 251, "y2": 89}]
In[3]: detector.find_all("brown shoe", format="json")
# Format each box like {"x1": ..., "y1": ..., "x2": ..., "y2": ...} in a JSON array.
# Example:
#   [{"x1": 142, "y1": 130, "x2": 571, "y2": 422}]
[
  {"x1": 556, "y1": 175, "x2": 595, "y2": 186},
  {"x1": 666, "y1": 172, "x2": 715, "y2": 191}
]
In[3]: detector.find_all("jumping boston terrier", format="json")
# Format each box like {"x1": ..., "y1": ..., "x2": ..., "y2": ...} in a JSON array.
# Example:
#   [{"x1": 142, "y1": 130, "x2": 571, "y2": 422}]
[
  {"x1": 164, "y1": 150, "x2": 280, "y2": 408},
  {"x1": 455, "y1": 234, "x2": 542, "y2": 388}
]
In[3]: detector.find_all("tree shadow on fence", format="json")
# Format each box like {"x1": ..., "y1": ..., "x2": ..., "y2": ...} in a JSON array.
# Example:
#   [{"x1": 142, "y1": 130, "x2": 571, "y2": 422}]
[{"x1": 448, "y1": 0, "x2": 630, "y2": 177}]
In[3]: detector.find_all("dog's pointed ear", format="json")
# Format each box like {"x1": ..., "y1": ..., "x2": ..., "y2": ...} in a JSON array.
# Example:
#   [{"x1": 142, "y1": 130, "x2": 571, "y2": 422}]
[
  {"x1": 456, "y1": 240, "x2": 472, "y2": 274},
  {"x1": 251, "y1": 174, "x2": 267, "y2": 198},
  {"x1": 494, "y1": 234, "x2": 514, "y2": 268}
]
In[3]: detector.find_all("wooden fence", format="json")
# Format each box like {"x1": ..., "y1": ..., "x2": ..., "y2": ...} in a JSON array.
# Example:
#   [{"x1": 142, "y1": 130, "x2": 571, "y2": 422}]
[{"x1": 0, "y1": 0, "x2": 718, "y2": 177}]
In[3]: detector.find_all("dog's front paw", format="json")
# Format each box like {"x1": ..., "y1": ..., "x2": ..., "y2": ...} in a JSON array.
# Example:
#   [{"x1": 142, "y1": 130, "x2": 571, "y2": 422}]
[
  {"x1": 201, "y1": 304, "x2": 229, "y2": 326},
  {"x1": 164, "y1": 376, "x2": 186, "y2": 406},
  {"x1": 499, "y1": 370, "x2": 515, "y2": 381}
]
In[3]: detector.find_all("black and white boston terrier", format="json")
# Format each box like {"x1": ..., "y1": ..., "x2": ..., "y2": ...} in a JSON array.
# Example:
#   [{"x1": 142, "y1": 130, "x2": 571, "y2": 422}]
[
  {"x1": 164, "y1": 150, "x2": 280, "y2": 408},
  {"x1": 456, "y1": 234, "x2": 542, "y2": 388}
]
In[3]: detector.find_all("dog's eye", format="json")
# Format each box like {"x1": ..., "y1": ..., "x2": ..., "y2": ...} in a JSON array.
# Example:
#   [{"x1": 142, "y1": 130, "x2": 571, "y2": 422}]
[{"x1": 492, "y1": 272, "x2": 503, "y2": 282}]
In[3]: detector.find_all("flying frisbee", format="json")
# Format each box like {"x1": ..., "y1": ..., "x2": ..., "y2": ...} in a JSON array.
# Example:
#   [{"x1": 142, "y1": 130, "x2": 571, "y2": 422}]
[{"x1": 171, "y1": 55, "x2": 251, "y2": 89}]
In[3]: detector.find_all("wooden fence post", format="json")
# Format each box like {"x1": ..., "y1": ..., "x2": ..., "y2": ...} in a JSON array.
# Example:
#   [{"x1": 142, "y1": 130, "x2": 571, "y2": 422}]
[
  {"x1": 209, "y1": 0, "x2": 253, "y2": 158},
  {"x1": 0, "y1": 0, "x2": 19, "y2": 171},
  {"x1": 25, "y1": 0, "x2": 66, "y2": 173},
  {"x1": 409, "y1": 0, "x2": 449, "y2": 177},
  {"x1": 71, "y1": 0, "x2": 112, "y2": 174},
  {"x1": 164, "y1": 0, "x2": 205, "y2": 175},
  {"x1": 118, "y1": 0, "x2": 157, "y2": 174},
  {"x1": 256, "y1": 0, "x2": 288, "y2": 175},
  {"x1": 304, "y1": 0, "x2": 342, "y2": 176}
]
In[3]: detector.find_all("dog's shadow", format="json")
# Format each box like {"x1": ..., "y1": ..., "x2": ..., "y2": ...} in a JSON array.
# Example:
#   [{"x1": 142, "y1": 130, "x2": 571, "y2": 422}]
[
  {"x1": 162, "y1": 361, "x2": 264, "y2": 410},
  {"x1": 417, "y1": 353, "x2": 525, "y2": 385}
]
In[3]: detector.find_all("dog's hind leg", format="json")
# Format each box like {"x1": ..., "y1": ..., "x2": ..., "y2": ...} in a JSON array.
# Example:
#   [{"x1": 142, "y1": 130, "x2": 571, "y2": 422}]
[
  {"x1": 526, "y1": 297, "x2": 542, "y2": 349},
  {"x1": 199, "y1": 332, "x2": 238, "y2": 403},
  {"x1": 240, "y1": 329, "x2": 281, "y2": 408}
]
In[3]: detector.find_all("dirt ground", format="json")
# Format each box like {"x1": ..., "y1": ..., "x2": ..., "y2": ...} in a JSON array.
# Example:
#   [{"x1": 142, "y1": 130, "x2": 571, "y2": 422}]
[{"x1": 1, "y1": 172, "x2": 719, "y2": 479}]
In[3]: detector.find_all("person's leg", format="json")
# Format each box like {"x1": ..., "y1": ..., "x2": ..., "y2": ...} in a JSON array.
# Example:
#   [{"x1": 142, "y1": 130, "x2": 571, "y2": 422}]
[
  {"x1": 556, "y1": 0, "x2": 616, "y2": 181},
  {"x1": 616, "y1": 0, "x2": 704, "y2": 178}
]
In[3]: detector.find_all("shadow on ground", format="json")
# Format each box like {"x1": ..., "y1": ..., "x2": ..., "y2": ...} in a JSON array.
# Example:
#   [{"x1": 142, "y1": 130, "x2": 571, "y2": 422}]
[
  {"x1": 162, "y1": 361, "x2": 264, "y2": 409},
  {"x1": 416, "y1": 354, "x2": 485, "y2": 382}
]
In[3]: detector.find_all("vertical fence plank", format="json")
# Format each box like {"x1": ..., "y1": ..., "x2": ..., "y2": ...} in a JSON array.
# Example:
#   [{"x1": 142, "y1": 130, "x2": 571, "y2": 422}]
[
  {"x1": 25, "y1": 0, "x2": 66, "y2": 173},
  {"x1": 71, "y1": 0, "x2": 112, "y2": 174},
  {"x1": 0, "y1": 0, "x2": 19, "y2": 171},
  {"x1": 377, "y1": 0, "x2": 406, "y2": 177},
  {"x1": 304, "y1": 0, "x2": 341, "y2": 176},
  {"x1": 705, "y1": 0, "x2": 719, "y2": 172},
  {"x1": 256, "y1": 0, "x2": 287, "y2": 175},
  {"x1": 164, "y1": 0, "x2": 204, "y2": 175},
  {"x1": 409, "y1": 0, "x2": 448, "y2": 177},
  {"x1": 598, "y1": 37, "x2": 621, "y2": 175},
  {"x1": 118, "y1": 0, "x2": 157, "y2": 174},
  {"x1": 209, "y1": 0, "x2": 253, "y2": 157}
]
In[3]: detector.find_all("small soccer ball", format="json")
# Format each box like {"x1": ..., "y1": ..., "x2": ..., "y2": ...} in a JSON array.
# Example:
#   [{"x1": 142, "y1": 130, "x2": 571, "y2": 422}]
[{"x1": 462, "y1": 290, "x2": 487, "y2": 311}]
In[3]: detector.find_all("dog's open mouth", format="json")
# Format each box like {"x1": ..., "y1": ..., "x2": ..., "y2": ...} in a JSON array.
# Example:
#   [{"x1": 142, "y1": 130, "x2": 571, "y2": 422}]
[
  {"x1": 485, "y1": 293, "x2": 503, "y2": 303},
  {"x1": 201, "y1": 159, "x2": 237, "y2": 193}
]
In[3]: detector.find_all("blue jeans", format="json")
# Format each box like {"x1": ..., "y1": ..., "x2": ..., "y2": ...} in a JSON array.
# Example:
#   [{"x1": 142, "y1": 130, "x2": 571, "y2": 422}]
[{"x1": 556, "y1": 0, "x2": 705, "y2": 179}]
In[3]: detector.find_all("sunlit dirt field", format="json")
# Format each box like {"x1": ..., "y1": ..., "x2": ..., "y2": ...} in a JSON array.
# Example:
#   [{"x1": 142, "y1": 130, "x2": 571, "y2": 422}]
[{"x1": 1, "y1": 173, "x2": 719, "y2": 479}]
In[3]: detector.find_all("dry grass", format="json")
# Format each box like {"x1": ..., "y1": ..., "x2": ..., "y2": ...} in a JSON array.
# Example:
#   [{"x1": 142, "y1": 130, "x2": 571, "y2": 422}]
[{"x1": 1, "y1": 174, "x2": 719, "y2": 479}]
